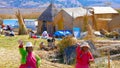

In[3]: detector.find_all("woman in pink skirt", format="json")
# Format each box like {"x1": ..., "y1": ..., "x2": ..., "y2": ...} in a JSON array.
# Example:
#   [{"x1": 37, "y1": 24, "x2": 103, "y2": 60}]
[{"x1": 76, "y1": 42, "x2": 94, "y2": 68}]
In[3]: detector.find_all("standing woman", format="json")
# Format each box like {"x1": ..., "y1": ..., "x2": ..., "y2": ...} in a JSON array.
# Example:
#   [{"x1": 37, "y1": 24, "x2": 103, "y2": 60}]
[
  {"x1": 76, "y1": 42, "x2": 94, "y2": 68},
  {"x1": 18, "y1": 40, "x2": 41, "y2": 68}
]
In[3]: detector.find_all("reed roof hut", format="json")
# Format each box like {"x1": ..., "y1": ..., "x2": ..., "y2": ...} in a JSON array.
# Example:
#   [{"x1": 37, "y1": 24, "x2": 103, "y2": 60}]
[
  {"x1": 54, "y1": 7, "x2": 92, "y2": 31},
  {"x1": 91, "y1": 7, "x2": 119, "y2": 31},
  {"x1": 37, "y1": 3, "x2": 58, "y2": 34}
]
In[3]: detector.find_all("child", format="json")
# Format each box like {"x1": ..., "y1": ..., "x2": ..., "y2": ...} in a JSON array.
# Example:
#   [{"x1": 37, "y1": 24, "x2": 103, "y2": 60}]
[
  {"x1": 18, "y1": 40, "x2": 41, "y2": 68},
  {"x1": 39, "y1": 42, "x2": 45, "y2": 50},
  {"x1": 76, "y1": 42, "x2": 94, "y2": 68}
]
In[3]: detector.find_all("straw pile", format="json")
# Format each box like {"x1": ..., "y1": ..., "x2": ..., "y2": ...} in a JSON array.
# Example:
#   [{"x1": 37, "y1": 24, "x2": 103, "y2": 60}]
[{"x1": 15, "y1": 10, "x2": 28, "y2": 35}]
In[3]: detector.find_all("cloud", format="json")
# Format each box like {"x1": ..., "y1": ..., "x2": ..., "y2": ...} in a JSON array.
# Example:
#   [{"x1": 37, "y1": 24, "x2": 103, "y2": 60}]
[
  {"x1": 38, "y1": 2, "x2": 50, "y2": 7},
  {"x1": 54, "y1": 3, "x2": 64, "y2": 8},
  {"x1": 72, "y1": 0, "x2": 82, "y2": 6},
  {"x1": 0, "y1": 5, "x2": 6, "y2": 8},
  {"x1": 57, "y1": 0, "x2": 66, "y2": 2},
  {"x1": 0, "y1": 1, "x2": 8, "y2": 5},
  {"x1": 0, "y1": 1, "x2": 10, "y2": 7},
  {"x1": 89, "y1": 1, "x2": 120, "y2": 8},
  {"x1": 22, "y1": 1, "x2": 39, "y2": 6}
]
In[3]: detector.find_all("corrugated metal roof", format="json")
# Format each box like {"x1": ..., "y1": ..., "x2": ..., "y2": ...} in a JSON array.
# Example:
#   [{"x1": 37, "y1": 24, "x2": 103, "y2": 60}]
[
  {"x1": 62, "y1": 7, "x2": 91, "y2": 18},
  {"x1": 92, "y1": 7, "x2": 118, "y2": 14},
  {"x1": 38, "y1": 3, "x2": 58, "y2": 22}
]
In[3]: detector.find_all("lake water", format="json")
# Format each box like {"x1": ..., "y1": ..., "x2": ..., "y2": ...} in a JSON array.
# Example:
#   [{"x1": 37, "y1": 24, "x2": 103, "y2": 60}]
[{"x1": 3, "y1": 19, "x2": 38, "y2": 30}]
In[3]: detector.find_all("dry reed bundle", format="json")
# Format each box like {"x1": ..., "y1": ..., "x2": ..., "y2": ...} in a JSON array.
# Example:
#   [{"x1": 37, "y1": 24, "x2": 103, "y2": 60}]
[
  {"x1": 57, "y1": 36, "x2": 78, "y2": 53},
  {"x1": 15, "y1": 10, "x2": 28, "y2": 35}
]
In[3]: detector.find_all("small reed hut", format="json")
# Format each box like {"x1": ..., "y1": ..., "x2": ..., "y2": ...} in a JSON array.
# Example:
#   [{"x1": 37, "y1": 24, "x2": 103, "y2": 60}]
[
  {"x1": 54, "y1": 7, "x2": 92, "y2": 31},
  {"x1": 37, "y1": 3, "x2": 58, "y2": 34},
  {"x1": 91, "y1": 7, "x2": 119, "y2": 31}
]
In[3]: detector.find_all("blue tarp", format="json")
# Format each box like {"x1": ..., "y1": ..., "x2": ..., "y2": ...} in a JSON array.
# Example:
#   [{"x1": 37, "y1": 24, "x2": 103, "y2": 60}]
[{"x1": 54, "y1": 30, "x2": 72, "y2": 38}]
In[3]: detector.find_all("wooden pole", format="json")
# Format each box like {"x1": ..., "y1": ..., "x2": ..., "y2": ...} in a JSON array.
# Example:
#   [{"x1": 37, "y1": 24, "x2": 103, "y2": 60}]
[
  {"x1": 108, "y1": 42, "x2": 110, "y2": 68},
  {"x1": 108, "y1": 49, "x2": 110, "y2": 68}
]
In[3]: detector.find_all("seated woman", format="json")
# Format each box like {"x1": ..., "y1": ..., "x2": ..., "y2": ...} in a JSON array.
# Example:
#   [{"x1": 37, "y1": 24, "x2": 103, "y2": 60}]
[
  {"x1": 41, "y1": 31, "x2": 49, "y2": 39},
  {"x1": 76, "y1": 42, "x2": 94, "y2": 68},
  {"x1": 39, "y1": 42, "x2": 50, "y2": 51},
  {"x1": 29, "y1": 30, "x2": 40, "y2": 38},
  {"x1": 6, "y1": 25, "x2": 12, "y2": 31},
  {"x1": 29, "y1": 30, "x2": 35, "y2": 38}
]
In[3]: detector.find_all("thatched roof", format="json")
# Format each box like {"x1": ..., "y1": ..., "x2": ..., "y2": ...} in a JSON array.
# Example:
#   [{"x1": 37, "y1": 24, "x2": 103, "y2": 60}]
[
  {"x1": 108, "y1": 15, "x2": 120, "y2": 30},
  {"x1": 62, "y1": 7, "x2": 91, "y2": 18},
  {"x1": 38, "y1": 3, "x2": 58, "y2": 22},
  {"x1": 92, "y1": 7, "x2": 118, "y2": 14}
]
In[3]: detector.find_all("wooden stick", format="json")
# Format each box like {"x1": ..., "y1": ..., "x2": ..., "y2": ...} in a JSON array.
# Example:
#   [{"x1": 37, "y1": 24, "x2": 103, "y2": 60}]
[
  {"x1": 108, "y1": 42, "x2": 110, "y2": 68},
  {"x1": 108, "y1": 50, "x2": 110, "y2": 68},
  {"x1": 33, "y1": 39, "x2": 39, "y2": 46}
]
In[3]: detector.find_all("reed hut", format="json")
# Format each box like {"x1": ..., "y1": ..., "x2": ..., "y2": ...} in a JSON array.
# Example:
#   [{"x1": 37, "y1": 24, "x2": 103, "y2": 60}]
[
  {"x1": 54, "y1": 7, "x2": 92, "y2": 31},
  {"x1": 91, "y1": 7, "x2": 119, "y2": 31},
  {"x1": 108, "y1": 15, "x2": 120, "y2": 33},
  {"x1": 37, "y1": 3, "x2": 58, "y2": 34}
]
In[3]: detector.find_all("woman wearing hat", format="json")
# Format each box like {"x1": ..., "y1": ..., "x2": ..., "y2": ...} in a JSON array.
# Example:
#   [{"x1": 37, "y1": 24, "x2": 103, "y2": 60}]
[
  {"x1": 76, "y1": 42, "x2": 94, "y2": 68},
  {"x1": 18, "y1": 40, "x2": 41, "y2": 68}
]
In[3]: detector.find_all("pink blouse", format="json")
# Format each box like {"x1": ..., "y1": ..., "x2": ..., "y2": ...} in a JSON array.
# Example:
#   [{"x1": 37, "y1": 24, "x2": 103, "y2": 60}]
[
  {"x1": 26, "y1": 52, "x2": 37, "y2": 68},
  {"x1": 76, "y1": 46, "x2": 94, "y2": 68}
]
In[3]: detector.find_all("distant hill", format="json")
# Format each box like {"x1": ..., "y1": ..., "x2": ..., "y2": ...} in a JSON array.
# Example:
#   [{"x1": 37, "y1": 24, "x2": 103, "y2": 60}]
[
  {"x1": 0, "y1": 8, "x2": 44, "y2": 14},
  {"x1": 0, "y1": 0, "x2": 120, "y2": 15},
  {"x1": 0, "y1": 0, "x2": 120, "y2": 8}
]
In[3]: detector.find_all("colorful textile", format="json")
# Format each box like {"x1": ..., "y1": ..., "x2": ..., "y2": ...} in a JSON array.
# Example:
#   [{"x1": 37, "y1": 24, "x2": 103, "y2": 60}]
[{"x1": 26, "y1": 52, "x2": 37, "y2": 68}]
